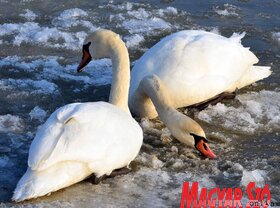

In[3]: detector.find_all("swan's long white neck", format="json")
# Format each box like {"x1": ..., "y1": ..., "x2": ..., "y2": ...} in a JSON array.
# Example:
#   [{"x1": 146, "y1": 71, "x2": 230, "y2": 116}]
[
  {"x1": 135, "y1": 75, "x2": 204, "y2": 147},
  {"x1": 108, "y1": 38, "x2": 130, "y2": 114},
  {"x1": 136, "y1": 75, "x2": 179, "y2": 127}
]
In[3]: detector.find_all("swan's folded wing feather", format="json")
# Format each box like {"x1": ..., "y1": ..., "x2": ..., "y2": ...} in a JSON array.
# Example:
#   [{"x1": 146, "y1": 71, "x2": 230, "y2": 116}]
[
  {"x1": 28, "y1": 102, "x2": 106, "y2": 171},
  {"x1": 28, "y1": 103, "x2": 83, "y2": 170},
  {"x1": 28, "y1": 102, "x2": 135, "y2": 172}
]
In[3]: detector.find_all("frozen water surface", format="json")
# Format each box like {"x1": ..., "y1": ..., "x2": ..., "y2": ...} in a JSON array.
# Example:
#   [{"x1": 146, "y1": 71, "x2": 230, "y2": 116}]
[{"x1": 0, "y1": 0, "x2": 279, "y2": 207}]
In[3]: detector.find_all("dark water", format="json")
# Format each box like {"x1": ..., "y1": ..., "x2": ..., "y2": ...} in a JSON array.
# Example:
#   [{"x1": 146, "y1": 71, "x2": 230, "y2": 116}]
[{"x1": 0, "y1": 0, "x2": 279, "y2": 207}]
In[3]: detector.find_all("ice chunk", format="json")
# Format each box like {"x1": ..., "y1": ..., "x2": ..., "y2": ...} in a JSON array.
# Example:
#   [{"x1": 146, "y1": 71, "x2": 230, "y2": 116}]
[
  {"x1": 0, "y1": 114, "x2": 23, "y2": 133},
  {"x1": 157, "y1": 7, "x2": 178, "y2": 17},
  {"x1": 123, "y1": 17, "x2": 171, "y2": 34},
  {"x1": 20, "y1": 9, "x2": 37, "y2": 21},
  {"x1": 29, "y1": 106, "x2": 47, "y2": 122},
  {"x1": 52, "y1": 8, "x2": 96, "y2": 31},
  {"x1": 197, "y1": 90, "x2": 280, "y2": 134},
  {"x1": 272, "y1": 32, "x2": 280, "y2": 44},
  {"x1": 0, "y1": 22, "x2": 90, "y2": 50},
  {"x1": 125, "y1": 34, "x2": 144, "y2": 48},
  {"x1": 214, "y1": 4, "x2": 240, "y2": 17},
  {"x1": 241, "y1": 169, "x2": 267, "y2": 187},
  {"x1": 152, "y1": 156, "x2": 164, "y2": 169},
  {"x1": 0, "y1": 78, "x2": 59, "y2": 95},
  {"x1": 140, "y1": 118, "x2": 154, "y2": 130},
  {"x1": 0, "y1": 56, "x2": 113, "y2": 86},
  {"x1": 127, "y1": 8, "x2": 150, "y2": 19}
]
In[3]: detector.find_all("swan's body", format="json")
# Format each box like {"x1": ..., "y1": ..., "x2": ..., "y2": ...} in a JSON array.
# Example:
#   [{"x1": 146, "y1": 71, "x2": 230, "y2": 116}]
[
  {"x1": 13, "y1": 30, "x2": 143, "y2": 202},
  {"x1": 129, "y1": 30, "x2": 271, "y2": 119}
]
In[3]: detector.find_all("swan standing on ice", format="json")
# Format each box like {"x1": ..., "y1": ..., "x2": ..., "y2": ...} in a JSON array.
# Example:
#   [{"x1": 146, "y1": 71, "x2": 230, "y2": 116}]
[{"x1": 13, "y1": 30, "x2": 143, "y2": 202}]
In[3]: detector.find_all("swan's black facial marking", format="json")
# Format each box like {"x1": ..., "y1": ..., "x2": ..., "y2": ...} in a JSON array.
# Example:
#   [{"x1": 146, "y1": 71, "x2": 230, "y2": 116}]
[
  {"x1": 83, "y1": 42, "x2": 91, "y2": 53},
  {"x1": 190, "y1": 133, "x2": 217, "y2": 159},
  {"x1": 190, "y1": 133, "x2": 208, "y2": 146},
  {"x1": 77, "y1": 42, "x2": 92, "y2": 72}
]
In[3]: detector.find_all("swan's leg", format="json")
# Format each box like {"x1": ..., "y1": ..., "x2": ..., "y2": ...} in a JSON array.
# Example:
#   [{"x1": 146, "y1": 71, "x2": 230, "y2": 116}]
[
  {"x1": 191, "y1": 89, "x2": 237, "y2": 110},
  {"x1": 87, "y1": 174, "x2": 107, "y2": 184}
]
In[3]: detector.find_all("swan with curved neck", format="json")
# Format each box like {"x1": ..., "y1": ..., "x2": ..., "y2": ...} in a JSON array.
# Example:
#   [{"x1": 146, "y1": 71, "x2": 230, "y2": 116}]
[
  {"x1": 13, "y1": 29, "x2": 143, "y2": 202},
  {"x1": 130, "y1": 75, "x2": 216, "y2": 158},
  {"x1": 129, "y1": 30, "x2": 270, "y2": 157},
  {"x1": 78, "y1": 30, "x2": 217, "y2": 158},
  {"x1": 129, "y1": 30, "x2": 271, "y2": 120}
]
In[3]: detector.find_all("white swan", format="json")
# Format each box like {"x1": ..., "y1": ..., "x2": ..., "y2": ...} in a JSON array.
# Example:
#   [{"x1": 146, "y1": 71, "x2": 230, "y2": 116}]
[
  {"x1": 12, "y1": 30, "x2": 143, "y2": 202},
  {"x1": 128, "y1": 30, "x2": 271, "y2": 157},
  {"x1": 129, "y1": 30, "x2": 271, "y2": 118}
]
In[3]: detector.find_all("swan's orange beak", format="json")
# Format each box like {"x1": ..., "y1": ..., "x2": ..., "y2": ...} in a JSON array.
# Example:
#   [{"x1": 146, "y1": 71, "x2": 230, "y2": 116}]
[
  {"x1": 195, "y1": 139, "x2": 217, "y2": 159},
  {"x1": 77, "y1": 49, "x2": 92, "y2": 73}
]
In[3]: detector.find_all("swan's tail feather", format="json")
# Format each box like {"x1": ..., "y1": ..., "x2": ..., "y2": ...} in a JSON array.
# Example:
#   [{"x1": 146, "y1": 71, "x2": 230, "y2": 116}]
[
  {"x1": 12, "y1": 168, "x2": 47, "y2": 202},
  {"x1": 230, "y1": 32, "x2": 246, "y2": 44},
  {"x1": 12, "y1": 162, "x2": 92, "y2": 202},
  {"x1": 238, "y1": 66, "x2": 272, "y2": 89}
]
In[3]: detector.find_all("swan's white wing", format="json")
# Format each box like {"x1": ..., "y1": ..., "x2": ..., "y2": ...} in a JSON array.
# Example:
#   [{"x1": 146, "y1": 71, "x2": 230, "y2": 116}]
[
  {"x1": 130, "y1": 30, "x2": 261, "y2": 107},
  {"x1": 28, "y1": 102, "x2": 142, "y2": 173}
]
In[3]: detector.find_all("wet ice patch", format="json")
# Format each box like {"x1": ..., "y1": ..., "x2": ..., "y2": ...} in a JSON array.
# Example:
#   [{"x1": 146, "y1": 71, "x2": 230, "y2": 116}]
[
  {"x1": 20, "y1": 9, "x2": 37, "y2": 21},
  {"x1": 29, "y1": 106, "x2": 47, "y2": 122},
  {"x1": 213, "y1": 4, "x2": 240, "y2": 17},
  {"x1": 197, "y1": 90, "x2": 280, "y2": 134},
  {"x1": 0, "y1": 114, "x2": 23, "y2": 133},
  {"x1": 241, "y1": 169, "x2": 267, "y2": 187}
]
